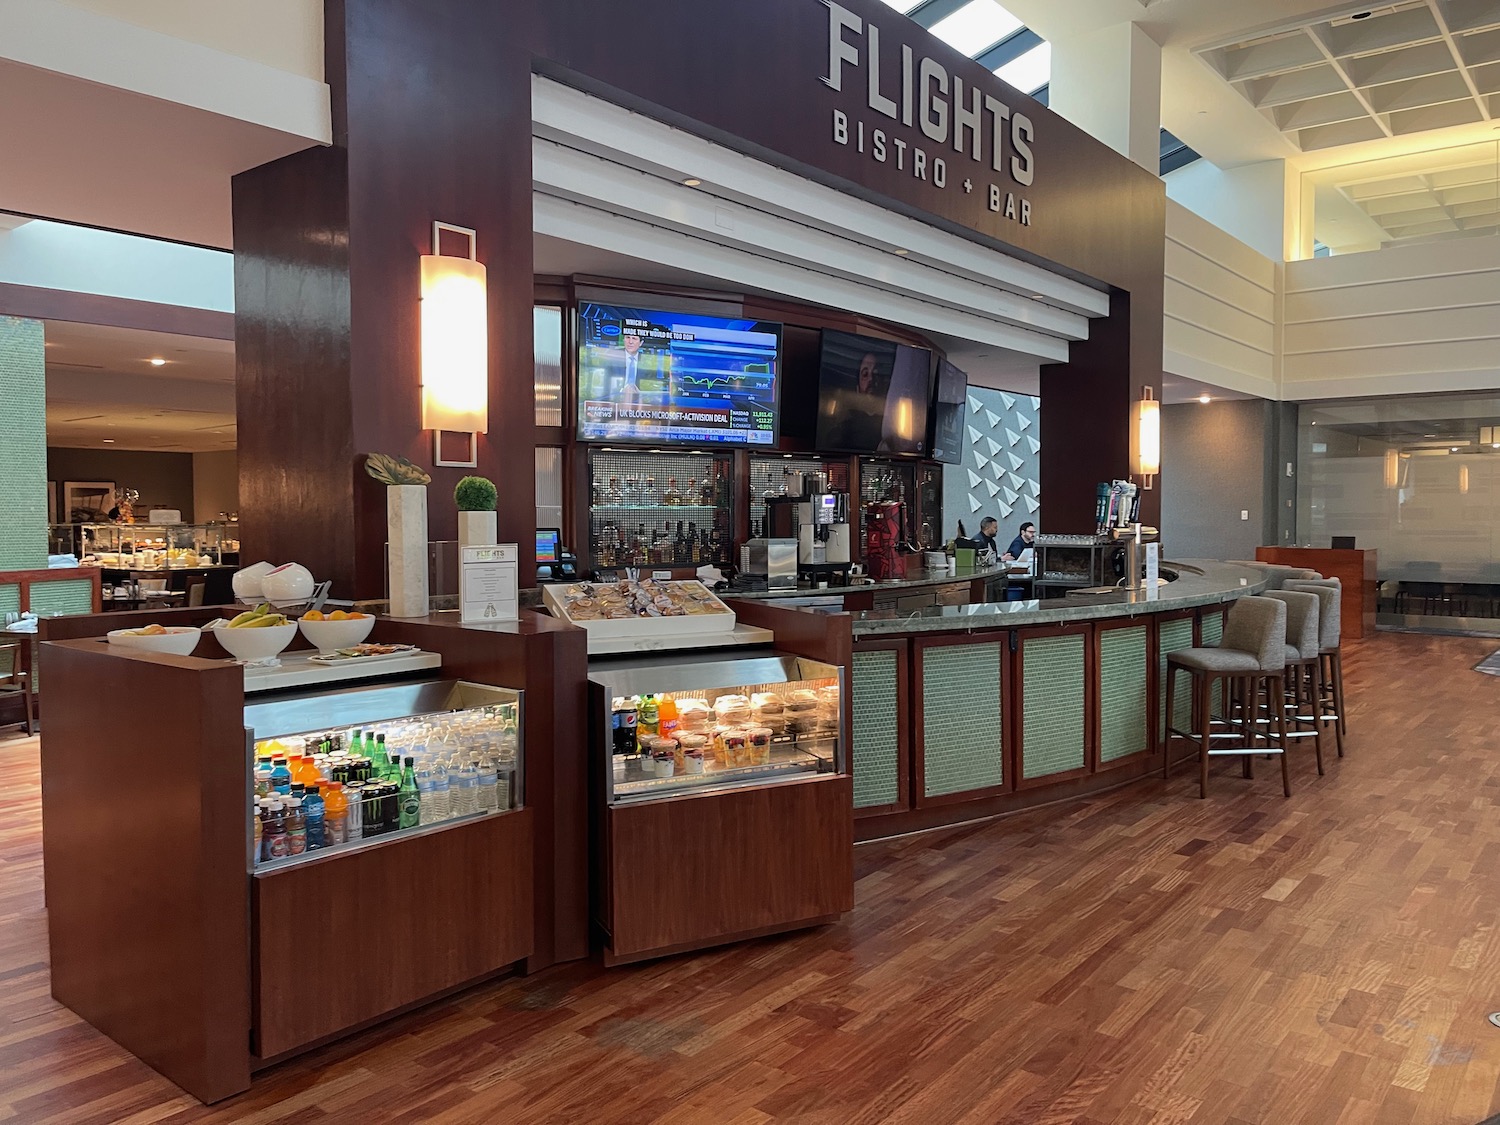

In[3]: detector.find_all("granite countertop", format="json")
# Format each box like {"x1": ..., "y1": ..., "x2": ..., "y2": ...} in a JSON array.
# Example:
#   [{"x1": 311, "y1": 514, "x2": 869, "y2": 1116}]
[
  {"x1": 724, "y1": 562, "x2": 1016, "y2": 600},
  {"x1": 847, "y1": 561, "x2": 1267, "y2": 636}
]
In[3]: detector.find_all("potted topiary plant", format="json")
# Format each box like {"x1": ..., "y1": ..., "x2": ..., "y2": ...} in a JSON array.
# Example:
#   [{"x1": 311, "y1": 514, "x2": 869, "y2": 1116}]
[{"x1": 455, "y1": 475, "x2": 498, "y2": 549}]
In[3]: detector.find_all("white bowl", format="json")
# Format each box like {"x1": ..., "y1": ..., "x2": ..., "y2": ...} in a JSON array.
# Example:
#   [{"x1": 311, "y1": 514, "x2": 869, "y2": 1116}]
[
  {"x1": 212, "y1": 621, "x2": 297, "y2": 662},
  {"x1": 232, "y1": 561, "x2": 277, "y2": 600},
  {"x1": 261, "y1": 563, "x2": 315, "y2": 607},
  {"x1": 297, "y1": 615, "x2": 375, "y2": 653},
  {"x1": 106, "y1": 626, "x2": 202, "y2": 657}
]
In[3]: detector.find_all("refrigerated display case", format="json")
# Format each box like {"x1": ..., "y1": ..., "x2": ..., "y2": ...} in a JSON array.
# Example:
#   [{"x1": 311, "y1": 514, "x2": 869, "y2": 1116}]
[
  {"x1": 74, "y1": 522, "x2": 235, "y2": 569},
  {"x1": 585, "y1": 448, "x2": 734, "y2": 573},
  {"x1": 588, "y1": 649, "x2": 853, "y2": 964}
]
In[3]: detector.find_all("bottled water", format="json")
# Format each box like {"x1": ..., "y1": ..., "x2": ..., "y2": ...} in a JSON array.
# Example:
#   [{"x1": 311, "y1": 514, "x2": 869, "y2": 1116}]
[
  {"x1": 429, "y1": 758, "x2": 451, "y2": 821},
  {"x1": 416, "y1": 762, "x2": 438, "y2": 824},
  {"x1": 474, "y1": 748, "x2": 498, "y2": 812},
  {"x1": 448, "y1": 755, "x2": 472, "y2": 816},
  {"x1": 457, "y1": 758, "x2": 480, "y2": 816}
]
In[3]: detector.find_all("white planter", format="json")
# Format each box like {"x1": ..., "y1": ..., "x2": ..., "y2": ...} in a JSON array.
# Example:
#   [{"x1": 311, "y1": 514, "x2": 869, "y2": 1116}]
[
  {"x1": 457, "y1": 510, "x2": 497, "y2": 549},
  {"x1": 387, "y1": 484, "x2": 429, "y2": 618}
]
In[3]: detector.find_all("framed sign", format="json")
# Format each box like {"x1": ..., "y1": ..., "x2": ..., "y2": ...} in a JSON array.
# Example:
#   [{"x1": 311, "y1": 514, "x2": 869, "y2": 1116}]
[{"x1": 62, "y1": 481, "x2": 114, "y2": 523}]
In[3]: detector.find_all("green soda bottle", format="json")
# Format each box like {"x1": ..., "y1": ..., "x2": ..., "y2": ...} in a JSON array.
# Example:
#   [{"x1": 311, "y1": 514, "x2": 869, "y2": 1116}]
[{"x1": 399, "y1": 757, "x2": 420, "y2": 829}]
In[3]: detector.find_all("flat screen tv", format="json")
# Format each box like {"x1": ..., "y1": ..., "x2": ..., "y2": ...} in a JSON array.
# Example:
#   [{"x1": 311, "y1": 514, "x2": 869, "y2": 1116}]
[
  {"x1": 814, "y1": 329, "x2": 933, "y2": 456},
  {"x1": 576, "y1": 303, "x2": 781, "y2": 446},
  {"x1": 930, "y1": 358, "x2": 968, "y2": 465}
]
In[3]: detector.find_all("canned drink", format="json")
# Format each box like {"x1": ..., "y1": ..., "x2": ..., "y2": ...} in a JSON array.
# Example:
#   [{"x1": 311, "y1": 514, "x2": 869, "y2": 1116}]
[
  {"x1": 363, "y1": 784, "x2": 383, "y2": 837},
  {"x1": 345, "y1": 782, "x2": 364, "y2": 838},
  {"x1": 382, "y1": 784, "x2": 401, "y2": 833}
]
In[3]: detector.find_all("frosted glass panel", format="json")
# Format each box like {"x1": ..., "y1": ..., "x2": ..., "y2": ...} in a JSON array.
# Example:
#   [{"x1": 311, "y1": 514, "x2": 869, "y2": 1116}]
[
  {"x1": 1299, "y1": 392, "x2": 1500, "y2": 582},
  {"x1": 536, "y1": 447, "x2": 563, "y2": 532},
  {"x1": 534, "y1": 306, "x2": 563, "y2": 427}
]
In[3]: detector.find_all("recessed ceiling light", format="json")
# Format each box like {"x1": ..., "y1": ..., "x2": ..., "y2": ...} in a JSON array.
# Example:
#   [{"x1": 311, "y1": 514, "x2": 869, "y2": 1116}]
[
  {"x1": 682, "y1": 178, "x2": 701, "y2": 187},
  {"x1": 894, "y1": 248, "x2": 910, "y2": 255},
  {"x1": 149, "y1": 357, "x2": 167, "y2": 366},
  {"x1": 1311, "y1": 421, "x2": 1317, "y2": 425},
  {"x1": 102, "y1": 438, "x2": 115, "y2": 443},
  {"x1": 1198, "y1": 394, "x2": 1211, "y2": 404},
  {"x1": 1351, "y1": 11, "x2": 1371, "y2": 19}
]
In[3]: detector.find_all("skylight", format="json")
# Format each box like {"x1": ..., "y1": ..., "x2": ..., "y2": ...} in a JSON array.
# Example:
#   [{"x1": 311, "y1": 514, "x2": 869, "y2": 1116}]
[
  {"x1": 994, "y1": 40, "x2": 1051, "y2": 96},
  {"x1": 928, "y1": 1, "x2": 1024, "y2": 57}
]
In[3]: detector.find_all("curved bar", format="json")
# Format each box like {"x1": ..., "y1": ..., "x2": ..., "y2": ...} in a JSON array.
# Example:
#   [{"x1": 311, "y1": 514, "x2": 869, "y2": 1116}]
[{"x1": 792, "y1": 562, "x2": 1268, "y2": 841}]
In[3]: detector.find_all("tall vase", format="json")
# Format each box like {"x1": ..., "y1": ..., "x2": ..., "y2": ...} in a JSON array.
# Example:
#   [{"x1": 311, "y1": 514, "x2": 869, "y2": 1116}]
[
  {"x1": 457, "y1": 510, "x2": 498, "y2": 550},
  {"x1": 387, "y1": 484, "x2": 429, "y2": 618}
]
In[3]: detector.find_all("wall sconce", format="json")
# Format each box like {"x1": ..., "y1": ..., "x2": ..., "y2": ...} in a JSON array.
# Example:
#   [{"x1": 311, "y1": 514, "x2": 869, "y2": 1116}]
[
  {"x1": 1383, "y1": 447, "x2": 1399, "y2": 490},
  {"x1": 421, "y1": 221, "x2": 487, "y2": 468},
  {"x1": 1480, "y1": 425, "x2": 1500, "y2": 449},
  {"x1": 1130, "y1": 386, "x2": 1160, "y2": 490}
]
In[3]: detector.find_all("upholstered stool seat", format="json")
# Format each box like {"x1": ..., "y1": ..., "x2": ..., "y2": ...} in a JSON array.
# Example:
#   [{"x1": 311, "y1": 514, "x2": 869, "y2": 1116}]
[
  {"x1": 1285, "y1": 578, "x2": 1346, "y2": 757},
  {"x1": 1265, "y1": 589, "x2": 1324, "y2": 777}
]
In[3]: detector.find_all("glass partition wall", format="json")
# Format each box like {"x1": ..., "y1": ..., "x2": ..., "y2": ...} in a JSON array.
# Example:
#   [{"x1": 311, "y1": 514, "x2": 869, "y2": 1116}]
[{"x1": 1298, "y1": 392, "x2": 1500, "y2": 620}]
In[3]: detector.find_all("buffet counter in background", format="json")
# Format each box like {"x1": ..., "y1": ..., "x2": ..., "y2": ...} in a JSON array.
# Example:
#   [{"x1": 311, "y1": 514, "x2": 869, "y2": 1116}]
[{"x1": 731, "y1": 561, "x2": 1268, "y2": 841}]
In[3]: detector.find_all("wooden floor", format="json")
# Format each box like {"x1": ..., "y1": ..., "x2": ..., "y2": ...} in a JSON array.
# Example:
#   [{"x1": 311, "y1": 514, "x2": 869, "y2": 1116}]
[{"x1": 4, "y1": 631, "x2": 1500, "y2": 1124}]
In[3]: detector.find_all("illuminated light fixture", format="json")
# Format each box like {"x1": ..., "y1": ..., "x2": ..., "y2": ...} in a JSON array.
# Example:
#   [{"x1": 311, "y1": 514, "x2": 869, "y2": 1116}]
[
  {"x1": 1460, "y1": 464, "x2": 1470, "y2": 494},
  {"x1": 1383, "y1": 448, "x2": 1399, "y2": 489},
  {"x1": 1481, "y1": 425, "x2": 1500, "y2": 448},
  {"x1": 1198, "y1": 393, "x2": 1211, "y2": 404},
  {"x1": 894, "y1": 248, "x2": 910, "y2": 255},
  {"x1": 101, "y1": 438, "x2": 115, "y2": 443},
  {"x1": 1130, "y1": 386, "x2": 1160, "y2": 490},
  {"x1": 682, "y1": 177, "x2": 701, "y2": 187},
  {"x1": 421, "y1": 221, "x2": 487, "y2": 468},
  {"x1": 149, "y1": 357, "x2": 166, "y2": 366}
]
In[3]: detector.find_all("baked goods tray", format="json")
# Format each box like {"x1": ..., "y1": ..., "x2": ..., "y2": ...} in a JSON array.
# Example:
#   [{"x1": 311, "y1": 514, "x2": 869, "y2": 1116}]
[{"x1": 541, "y1": 578, "x2": 736, "y2": 640}]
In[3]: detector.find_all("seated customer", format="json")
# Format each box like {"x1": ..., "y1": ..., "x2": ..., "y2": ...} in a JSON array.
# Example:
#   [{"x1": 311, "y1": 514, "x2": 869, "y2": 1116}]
[{"x1": 972, "y1": 516, "x2": 1000, "y2": 555}]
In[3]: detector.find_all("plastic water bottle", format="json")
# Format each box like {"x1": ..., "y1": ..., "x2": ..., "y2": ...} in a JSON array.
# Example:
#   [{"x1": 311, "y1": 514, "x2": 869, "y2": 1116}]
[
  {"x1": 457, "y1": 758, "x2": 480, "y2": 816},
  {"x1": 416, "y1": 762, "x2": 437, "y2": 823},
  {"x1": 429, "y1": 758, "x2": 451, "y2": 821},
  {"x1": 475, "y1": 749, "x2": 498, "y2": 812}
]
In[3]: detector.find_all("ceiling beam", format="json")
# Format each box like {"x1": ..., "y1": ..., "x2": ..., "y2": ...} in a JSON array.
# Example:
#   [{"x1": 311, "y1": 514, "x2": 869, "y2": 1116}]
[
  {"x1": 1424, "y1": 0, "x2": 1493, "y2": 121},
  {"x1": 1302, "y1": 24, "x2": 1394, "y2": 138}
]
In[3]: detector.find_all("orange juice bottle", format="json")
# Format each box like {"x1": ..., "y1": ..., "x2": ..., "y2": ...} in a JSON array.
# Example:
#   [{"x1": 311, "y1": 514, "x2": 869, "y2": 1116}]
[
  {"x1": 658, "y1": 696, "x2": 679, "y2": 741},
  {"x1": 320, "y1": 781, "x2": 349, "y2": 846}
]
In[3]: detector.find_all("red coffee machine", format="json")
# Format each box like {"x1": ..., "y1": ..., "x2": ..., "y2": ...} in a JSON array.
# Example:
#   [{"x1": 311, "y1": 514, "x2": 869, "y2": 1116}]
[{"x1": 864, "y1": 500, "x2": 907, "y2": 581}]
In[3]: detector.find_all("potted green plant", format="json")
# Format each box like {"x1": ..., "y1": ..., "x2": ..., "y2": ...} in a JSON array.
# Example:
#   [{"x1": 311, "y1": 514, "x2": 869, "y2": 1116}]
[
  {"x1": 365, "y1": 452, "x2": 431, "y2": 617},
  {"x1": 454, "y1": 475, "x2": 498, "y2": 548}
]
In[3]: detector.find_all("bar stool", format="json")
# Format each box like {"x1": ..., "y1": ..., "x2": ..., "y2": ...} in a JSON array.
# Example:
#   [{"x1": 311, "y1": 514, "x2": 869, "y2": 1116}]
[
  {"x1": 1165, "y1": 595, "x2": 1290, "y2": 799},
  {"x1": 0, "y1": 638, "x2": 37, "y2": 736},
  {"x1": 1285, "y1": 578, "x2": 1345, "y2": 756},
  {"x1": 1263, "y1": 590, "x2": 1324, "y2": 778}
]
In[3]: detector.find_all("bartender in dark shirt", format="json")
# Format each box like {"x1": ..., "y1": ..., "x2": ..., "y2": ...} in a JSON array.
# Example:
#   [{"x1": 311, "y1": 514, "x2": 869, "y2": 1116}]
[
  {"x1": 972, "y1": 516, "x2": 999, "y2": 555},
  {"x1": 1002, "y1": 521, "x2": 1036, "y2": 562}
]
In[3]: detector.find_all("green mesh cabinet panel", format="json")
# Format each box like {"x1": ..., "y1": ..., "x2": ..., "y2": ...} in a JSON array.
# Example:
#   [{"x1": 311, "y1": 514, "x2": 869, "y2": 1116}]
[
  {"x1": 0, "y1": 317, "x2": 47, "y2": 570},
  {"x1": 851, "y1": 649, "x2": 901, "y2": 808},
  {"x1": 1201, "y1": 611, "x2": 1225, "y2": 715},
  {"x1": 28, "y1": 578, "x2": 95, "y2": 618},
  {"x1": 921, "y1": 643, "x2": 1003, "y2": 797},
  {"x1": 1099, "y1": 626, "x2": 1148, "y2": 762},
  {"x1": 0, "y1": 585, "x2": 18, "y2": 617},
  {"x1": 1022, "y1": 634, "x2": 1085, "y2": 778},
  {"x1": 1158, "y1": 617, "x2": 1194, "y2": 738}
]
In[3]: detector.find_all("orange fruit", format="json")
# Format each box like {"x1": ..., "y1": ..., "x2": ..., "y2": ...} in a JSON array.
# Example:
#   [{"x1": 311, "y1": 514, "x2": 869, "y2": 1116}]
[{"x1": 302, "y1": 610, "x2": 325, "y2": 621}]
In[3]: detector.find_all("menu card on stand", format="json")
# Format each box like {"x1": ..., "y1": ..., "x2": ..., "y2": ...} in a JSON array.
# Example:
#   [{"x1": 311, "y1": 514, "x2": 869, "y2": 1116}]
[
  {"x1": 1144, "y1": 542, "x2": 1160, "y2": 601},
  {"x1": 460, "y1": 544, "x2": 519, "y2": 624}
]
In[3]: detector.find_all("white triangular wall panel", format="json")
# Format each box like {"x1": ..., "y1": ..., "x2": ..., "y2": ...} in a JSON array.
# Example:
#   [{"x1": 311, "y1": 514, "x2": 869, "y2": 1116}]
[
  {"x1": 969, "y1": 395, "x2": 982, "y2": 414},
  {"x1": 1008, "y1": 472, "x2": 1025, "y2": 490},
  {"x1": 985, "y1": 410, "x2": 1001, "y2": 427},
  {"x1": 999, "y1": 502, "x2": 1013, "y2": 518},
  {"x1": 1026, "y1": 436, "x2": 1041, "y2": 454},
  {"x1": 1017, "y1": 414, "x2": 1032, "y2": 431},
  {"x1": 1023, "y1": 495, "x2": 1040, "y2": 513},
  {"x1": 1030, "y1": 396, "x2": 1040, "y2": 409},
  {"x1": 969, "y1": 496, "x2": 983, "y2": 513},
  {"x1": 1005, "y1": 428, "x2": 1022, "y2": 447},
  {"x1": 984, "y1": 480, "x2": 1000, "y2": 497},
  {"x1": 1003, "y1": 487, "x2": 1018, "y2": 503},
  {"x1": 975, "y1": 454, "x2": 989, "y2": 470},
  {"x1": 986, "y1": 437, "x2": 1002, "y2": 456},
  {"x1": 968, "y1": 426, "x2": 982, "y2": 444},
  {"x1": 1007, "y1": 452, "x2": 1023, "y2": 470},
  {"x1": 967, "y1": 469, "x2": 983, "y2": 488},
  {"x1": 1026, "y1": 478, "x2": 1040, "y2": 496},
  {"x1": 1000, "y1": 392, "x2": 1016, "y2": 409}
]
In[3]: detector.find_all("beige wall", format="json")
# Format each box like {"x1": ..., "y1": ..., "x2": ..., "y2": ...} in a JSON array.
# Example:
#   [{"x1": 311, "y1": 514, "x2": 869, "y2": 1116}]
[
  {"x1": 1283, "y1": 236, "x2": 1500, "y2": 400},
  {"x1": 62, "y1": 0, "x2": 323, "y2": 81},
  {"x1": 192, "y1": 451, "x2": 238, "y2": 523},
  {"x1": 1163, "y1": 200, "x2": 1278, "y2": 400}
]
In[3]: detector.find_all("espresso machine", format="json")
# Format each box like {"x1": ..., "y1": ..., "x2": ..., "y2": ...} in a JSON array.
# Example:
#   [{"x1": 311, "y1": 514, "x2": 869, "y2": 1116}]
[{"x1": 764, "y1": 471, "x2": 852, "y2": 580}]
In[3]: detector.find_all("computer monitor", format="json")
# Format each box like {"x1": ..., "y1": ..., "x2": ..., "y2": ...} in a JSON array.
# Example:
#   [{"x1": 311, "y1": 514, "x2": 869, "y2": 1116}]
[
  {"x1": 535, "y1": 528, "x2": 561, "y2": 564},
  {"x1": 1331, "y1": 536, "x2": 1356, "y2": 550}
]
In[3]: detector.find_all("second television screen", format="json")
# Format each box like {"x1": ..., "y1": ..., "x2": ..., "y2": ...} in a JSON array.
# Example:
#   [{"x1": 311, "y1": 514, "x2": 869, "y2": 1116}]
[
  {"x1": 815, "y1": 329, "x2": 932, "y2": 456},
  {"x1": 577, "y1": 303, "x2": 780, "y2": 446}
]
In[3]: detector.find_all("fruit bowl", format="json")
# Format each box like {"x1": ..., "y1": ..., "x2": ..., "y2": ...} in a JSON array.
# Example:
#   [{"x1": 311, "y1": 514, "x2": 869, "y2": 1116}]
[
  {"x1": 232, "y1": 561, "x2": 277, "y2": 601},
  {"x1": 211, "y1": 621, "x2": 297, "y2": 663},
  {"x1": 297, "y1": 614, "x2": 375, "y2": 653},
  {"x1": 260, "y1": 563, "x2": 315, "y2": 608},
  {"x1": 106, "y1": 625, "x2": 202, "y2": 657}
]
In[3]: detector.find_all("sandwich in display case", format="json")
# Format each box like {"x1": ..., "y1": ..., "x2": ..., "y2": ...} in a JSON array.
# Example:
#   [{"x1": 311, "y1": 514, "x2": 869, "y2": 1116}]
[{"x1": 588, "y1": 650, "x2": 853, "y2": 964}]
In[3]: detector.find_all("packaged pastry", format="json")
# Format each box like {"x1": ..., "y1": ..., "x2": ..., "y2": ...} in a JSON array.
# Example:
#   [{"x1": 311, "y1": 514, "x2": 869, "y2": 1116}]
[
  {"x1": 751, "y1": 692, "x2": 785, "y2": 731},
  {"x1": 675, "y1": 699, "x2": 711, "y2": 731},
  {"x1": 785, "y1": 689, "x2": 819, "y2": 734},
  {"x1": 713, "y1": 694, "x2": 751, "y2": 727}
]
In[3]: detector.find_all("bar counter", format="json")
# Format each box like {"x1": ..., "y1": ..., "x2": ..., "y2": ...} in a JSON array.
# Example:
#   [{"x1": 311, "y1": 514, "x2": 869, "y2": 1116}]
[{"x1": 731, "y1": 561, "x2": 1268, "y2": 841}]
